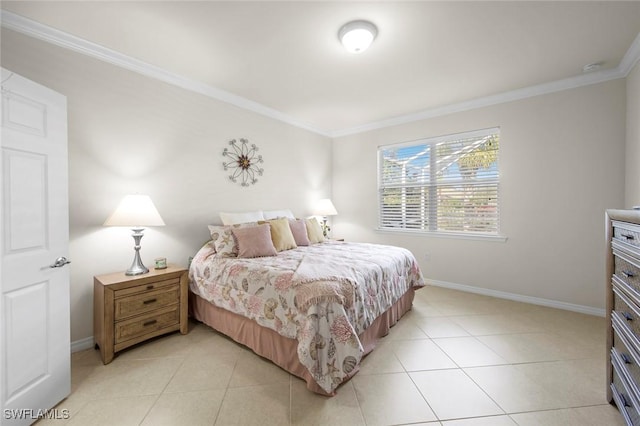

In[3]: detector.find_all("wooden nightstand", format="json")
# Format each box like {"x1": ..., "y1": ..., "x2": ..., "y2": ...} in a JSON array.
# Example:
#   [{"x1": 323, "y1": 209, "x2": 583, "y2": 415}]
[{"x1": 93, "y1": 264, "x2": 188, "y2": 364}]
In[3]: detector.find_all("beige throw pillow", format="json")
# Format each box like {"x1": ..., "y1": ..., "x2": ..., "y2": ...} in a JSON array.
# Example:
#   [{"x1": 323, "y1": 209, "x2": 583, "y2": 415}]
[
  {"x1": 305, "y1": 217, "x2": 325, "y2": 244},
  {"x1": 260, "y1": 217, "x2": 297, "y2": 251}
]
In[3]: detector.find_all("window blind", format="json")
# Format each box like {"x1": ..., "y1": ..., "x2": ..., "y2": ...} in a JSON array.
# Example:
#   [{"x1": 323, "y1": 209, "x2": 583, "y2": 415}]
[{"x1": 378, "y1": 128, "x2": 500, "y2": 235}]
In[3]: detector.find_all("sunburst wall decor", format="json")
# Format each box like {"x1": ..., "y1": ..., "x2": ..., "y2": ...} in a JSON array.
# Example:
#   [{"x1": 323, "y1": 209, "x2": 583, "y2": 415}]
[{"x1": 222, "y1": 138, "x2": 264, "y2": 187}]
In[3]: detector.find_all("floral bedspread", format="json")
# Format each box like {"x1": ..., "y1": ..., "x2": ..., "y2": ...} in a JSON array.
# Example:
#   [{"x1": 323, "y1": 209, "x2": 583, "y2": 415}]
[{"x1": 189, "y1": 240, "x2": 424, "y2": 394}]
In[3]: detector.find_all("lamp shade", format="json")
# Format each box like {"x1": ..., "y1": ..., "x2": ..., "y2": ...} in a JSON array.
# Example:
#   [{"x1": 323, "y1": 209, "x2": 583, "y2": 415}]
[
  {"x1": 314, "y1": 199, "x2": 338, "y2": 216},
  {"x1": 104, "y1": 195, "x2": 165, "y2": 227}
]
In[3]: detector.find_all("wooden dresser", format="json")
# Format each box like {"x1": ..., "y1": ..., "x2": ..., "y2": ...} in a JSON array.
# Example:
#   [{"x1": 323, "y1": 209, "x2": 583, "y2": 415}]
[
  {"x1": 93, "y1": 265, "x2": 188, "y2": 364},
  {"x1": 607, "y1": 209, "x2": 640, "y2": 425}
]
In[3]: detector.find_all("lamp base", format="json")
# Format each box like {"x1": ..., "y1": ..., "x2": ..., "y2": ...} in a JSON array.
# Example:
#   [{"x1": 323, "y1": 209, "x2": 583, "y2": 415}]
[
  {"x1": 125, "y1": 228, "x2": 149, "y2": 276},
  {"x1": 125, "y1": 263, "x2": 149, "y2": 276},
  {"x1": 321, "y1": 217, "x2": 331, "y2": 238}
]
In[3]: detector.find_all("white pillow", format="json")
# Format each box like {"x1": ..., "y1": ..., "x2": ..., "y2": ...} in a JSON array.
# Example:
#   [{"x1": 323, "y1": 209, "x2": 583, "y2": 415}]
[
  {"x1": 219, "y1": 211, "x2": 265, "y2": 225},
  {"x1": 263, "y1": 209, "x2": 295, "y2": 220}
]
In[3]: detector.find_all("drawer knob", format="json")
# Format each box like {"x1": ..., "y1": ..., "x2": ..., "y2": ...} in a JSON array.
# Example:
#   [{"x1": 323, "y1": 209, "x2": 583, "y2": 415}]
[
  {"x1": 623, "y1": 311, "x2": 634, "y2": 321},
  {"x1": 143, "y1": 298, "x2": 157, "y2": 305},
  {"x1": 620, "y1": 393, "x2": 630, "y2": 407},
  {"x1": 143, "y1": 319, "x2": 157, "y2": 327},
  {"x1": 622, "y1": 233, "x2": 636, "y2": 241},
  {"x1": 621, "y1": 353, "x2": 633, "y2": 364},
  {"x1": 622, "y1": 270, "x2": 636, "y2": 278},
  {"x1": 146, "y1": 285, "x2": 154, "y2": 290}
]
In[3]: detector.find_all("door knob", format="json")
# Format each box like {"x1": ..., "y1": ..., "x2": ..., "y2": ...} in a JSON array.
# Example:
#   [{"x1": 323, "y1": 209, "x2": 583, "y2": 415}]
[{"x1": 49, "y1": 257, "x2": 71, "y2": 268}]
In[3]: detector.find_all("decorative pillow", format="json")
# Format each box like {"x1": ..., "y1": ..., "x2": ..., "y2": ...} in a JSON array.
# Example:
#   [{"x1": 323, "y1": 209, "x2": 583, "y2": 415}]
[
  {"x1": 259, "y1": 217, "x2": 297, "y2": 251},
  {"x1": 289, "y1": 219, "x2": 310, "y2": 246},
  {"x1": 207, "y1": 225, "x2": 237, "y2": 257},
  {"x1": 263, "y1": 209, "x2": 295, "y2": 220},
  {"x1": 219, "y1": 210, "x2": 265, "y2": 225},
  {"x1": 305, "y1": 217, "x2": 325, "y2": 244},
  {"x1": 231, "y1": 224, "x2": 278, "y2": 258},
  {"x1": 208, "y1": 222, "x2": 258, "y2": 257}
]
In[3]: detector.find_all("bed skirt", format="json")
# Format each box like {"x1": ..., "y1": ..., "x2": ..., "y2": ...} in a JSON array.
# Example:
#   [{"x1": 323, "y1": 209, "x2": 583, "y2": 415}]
[{"x1": 189, "y1": 287, "x2": 416, "y2": 396}]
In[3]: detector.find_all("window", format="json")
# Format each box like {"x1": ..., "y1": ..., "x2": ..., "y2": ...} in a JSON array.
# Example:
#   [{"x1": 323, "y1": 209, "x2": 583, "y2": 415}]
[{"x1": 378, "y1": 128, "x2": 500, "y2": 236}]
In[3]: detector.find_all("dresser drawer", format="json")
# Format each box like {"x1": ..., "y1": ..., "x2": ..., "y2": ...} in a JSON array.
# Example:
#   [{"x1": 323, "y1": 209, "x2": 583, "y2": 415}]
[
  {"x1": 614, "y1": 222, "x2": 640, "y2": 252},
  {"x1": 613, "y1": 277, "x2": 640, "y2": 328},
  {"x1": 613, "y1": 312, "x2": 640, "y2": 361},
  {"x1": 611, "y1": 381, "x2": 640, "y2": 426},
  {"x1": 114, "y1": 305, "x2": 180, "y2": 345},
  {"x1": 613, "y1": 345, "x2": 640, "y2": 407},
  {"x1": 612, "y1": 328, "x2": 640, "y2": 401},
  {"x1": 613, "y1": 349, "x2": 640, "y2": 426},
  {"x1": 615, "y1": 250, "x2": 640, "y2": 295},
  {"x1": 114, "y1": 284, "x2": 180, "y2": 320}
]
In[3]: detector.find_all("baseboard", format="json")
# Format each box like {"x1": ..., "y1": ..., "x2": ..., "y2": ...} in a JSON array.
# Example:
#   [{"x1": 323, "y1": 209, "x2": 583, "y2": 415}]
[
  {"x1": 68, "y1": 281, "x2": 603, "y2": 352},
  {"x1": 71, "y1": 336, "x2": 94, "y2": 353},
  {"x1": 426, "y1": 279, "x2": 606, "y2": 317}
]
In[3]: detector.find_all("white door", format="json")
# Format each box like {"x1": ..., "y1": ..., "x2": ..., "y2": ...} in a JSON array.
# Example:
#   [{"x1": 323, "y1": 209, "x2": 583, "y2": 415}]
[{"x1": 0, "y1": 68, "x2": 70, "y2": 425}]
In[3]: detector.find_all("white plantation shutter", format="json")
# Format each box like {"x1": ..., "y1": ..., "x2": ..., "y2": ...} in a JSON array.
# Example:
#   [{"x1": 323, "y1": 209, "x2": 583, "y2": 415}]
[{"x1": 378, "y1": 128, "x2": 500, "y2": 235}]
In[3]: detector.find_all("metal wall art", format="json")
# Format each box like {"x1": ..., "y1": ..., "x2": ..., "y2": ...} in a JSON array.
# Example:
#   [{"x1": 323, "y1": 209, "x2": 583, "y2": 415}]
[{"x1": 222, "y1": 138, "x2": 264, "y2": 186}]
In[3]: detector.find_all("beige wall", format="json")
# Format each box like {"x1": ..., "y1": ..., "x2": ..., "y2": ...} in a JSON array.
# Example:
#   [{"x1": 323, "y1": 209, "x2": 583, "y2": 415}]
[
  {"x1": 332, "y1": 80, "x2": 626, "y2": 311},
  {"x1": 1, "y1": 29, "x2": 333, "y2": 343},
  {"x1": 627, "y1": 61, "x2": 640, "y2": 208}
]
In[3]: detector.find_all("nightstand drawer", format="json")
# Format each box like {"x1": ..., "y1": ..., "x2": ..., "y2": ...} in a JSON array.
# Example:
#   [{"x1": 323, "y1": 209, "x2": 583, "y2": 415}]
[
  {"x1": 114, "y1": 305, "x2": 180, "y2": 345},
  {"x1": 114, "y1": 277, "x2": 180, "y2": 298},
  {"x1": 114, "y1": 284, "x2": 180, "y2": 320}
]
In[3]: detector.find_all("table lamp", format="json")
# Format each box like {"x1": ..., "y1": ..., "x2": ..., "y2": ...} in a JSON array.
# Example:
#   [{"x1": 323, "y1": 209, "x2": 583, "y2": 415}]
[
  {"x1": 104, "y1": 194, "x2": 165, "y2": 275},
  {"x1": 314, "y1": 198, "x2": 338, "y2": 237}
]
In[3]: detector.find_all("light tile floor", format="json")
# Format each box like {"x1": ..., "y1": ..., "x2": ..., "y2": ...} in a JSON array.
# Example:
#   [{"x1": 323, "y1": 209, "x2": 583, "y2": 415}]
[{"x1": 39, "y1": 286, "x2": 625, "y2": 425}]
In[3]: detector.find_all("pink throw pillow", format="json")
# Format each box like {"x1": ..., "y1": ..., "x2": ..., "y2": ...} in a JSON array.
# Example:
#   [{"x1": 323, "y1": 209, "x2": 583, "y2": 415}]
[
  {"x1": 289, "y1": 219, "x2": 310, "y2": 246},
  {"x1": 231, "y1": 224, "x2": 278, "y2": 258}
]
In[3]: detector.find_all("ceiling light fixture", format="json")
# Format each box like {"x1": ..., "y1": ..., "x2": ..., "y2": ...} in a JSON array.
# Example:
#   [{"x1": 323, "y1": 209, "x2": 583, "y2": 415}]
[{"x1": 338, "y1": 20, "x2": 377, "y2": 54}]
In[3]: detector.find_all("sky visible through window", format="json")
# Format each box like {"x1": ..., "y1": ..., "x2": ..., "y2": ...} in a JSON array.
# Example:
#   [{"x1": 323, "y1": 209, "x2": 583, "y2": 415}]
[{"x1": 382, "y1": 138, "x2": 498, "y2": 184}]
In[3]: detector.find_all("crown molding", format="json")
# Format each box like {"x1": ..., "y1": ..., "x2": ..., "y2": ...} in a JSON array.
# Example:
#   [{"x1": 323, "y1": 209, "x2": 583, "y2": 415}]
[
  {"x1": 0, "y1": 10, "x2": 330, "y2": 137},
  {"x1": 2, "y1": 10, "x2": 638, "y2": 139},
  {"x1": 620, "y1": 33, "x2": 640, "y2": 77},
  {"x1": 329, "y1": 66, "x2": 627, "y2": 137}
]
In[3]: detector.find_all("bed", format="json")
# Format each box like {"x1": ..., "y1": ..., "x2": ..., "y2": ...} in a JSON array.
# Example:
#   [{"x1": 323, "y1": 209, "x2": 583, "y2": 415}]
[{"x1": 188, "y1": 215, "x2": 424, "y2": 395}]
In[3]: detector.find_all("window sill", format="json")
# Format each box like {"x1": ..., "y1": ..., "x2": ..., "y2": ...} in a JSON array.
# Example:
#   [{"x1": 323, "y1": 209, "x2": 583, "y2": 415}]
[{"x1": 375, "y1": 228, "x2": 508, "y2": 242}]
